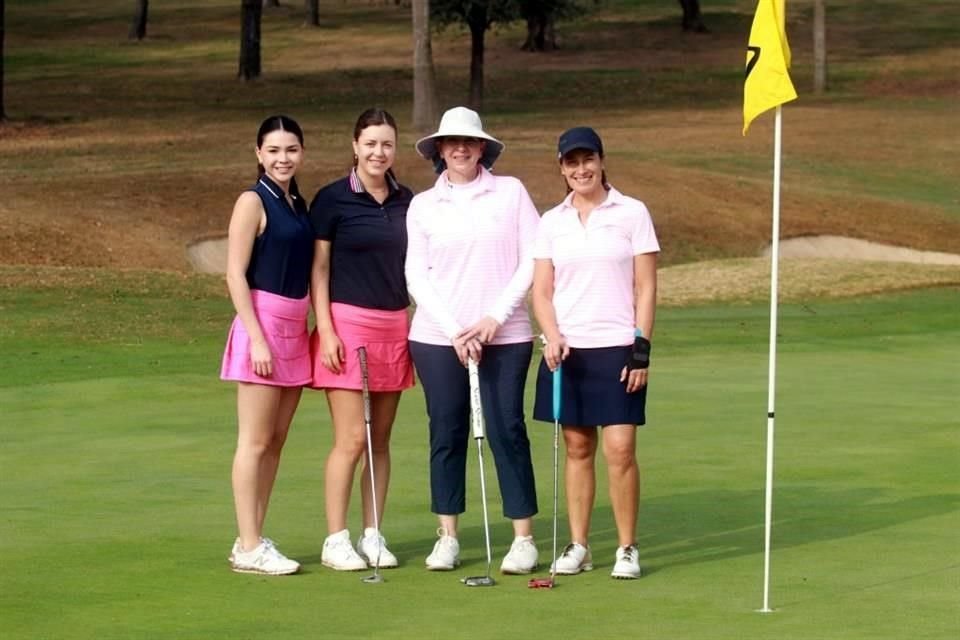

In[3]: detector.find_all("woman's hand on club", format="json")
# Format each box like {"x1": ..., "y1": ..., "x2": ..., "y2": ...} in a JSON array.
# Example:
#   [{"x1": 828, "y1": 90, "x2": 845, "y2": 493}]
[
  {"x1": 543, "y1": 335, "x2": 569, "y2": 371},
  {"x1": 457, "y1": 316, "x2": 501, "y2": 345},
  {"x1": 317, "y1": 329, "x2": 345, "y2": 373},
  {"x1": 452, "y1": 334, "x2": 483, "y2": 365}
]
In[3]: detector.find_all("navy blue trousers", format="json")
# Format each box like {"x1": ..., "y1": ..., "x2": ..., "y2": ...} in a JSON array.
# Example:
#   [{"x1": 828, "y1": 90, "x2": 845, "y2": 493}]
[{"x1": 409, "y1": 341, "x2": 538, "y2": 519}]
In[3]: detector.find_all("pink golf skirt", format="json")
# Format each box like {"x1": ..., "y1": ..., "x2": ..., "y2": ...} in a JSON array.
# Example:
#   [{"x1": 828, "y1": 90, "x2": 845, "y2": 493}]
[
  {"x1": 310, "y1": 302, "x2": 414, "y2": 392},
  {"x1": 220, "y1": 290, "x2": 312, "y2": 387}
]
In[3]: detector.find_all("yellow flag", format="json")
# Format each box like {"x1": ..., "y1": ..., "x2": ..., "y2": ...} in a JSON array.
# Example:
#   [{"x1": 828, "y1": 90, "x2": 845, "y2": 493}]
[{"x1": 743, "y1": 0, "x2": 797, "y2": 135}]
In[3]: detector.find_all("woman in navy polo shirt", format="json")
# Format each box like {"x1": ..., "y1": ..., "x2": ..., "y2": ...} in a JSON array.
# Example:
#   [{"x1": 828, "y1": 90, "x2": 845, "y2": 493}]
[
  {"x1": 220, "y1": 115, "x2": 314, "y2": 576},
  {"x1": 309, "y1": 108, "x2": 415, "y2": 571}
]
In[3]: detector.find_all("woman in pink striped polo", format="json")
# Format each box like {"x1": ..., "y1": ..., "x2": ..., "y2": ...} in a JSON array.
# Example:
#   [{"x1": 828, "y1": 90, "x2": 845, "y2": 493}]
[
  {"x1": 405, "y1": 107, "x2": 541, "y2": 575},
  {"x1": 532, "y1": 126, "x2": 659, "y2": 580}
]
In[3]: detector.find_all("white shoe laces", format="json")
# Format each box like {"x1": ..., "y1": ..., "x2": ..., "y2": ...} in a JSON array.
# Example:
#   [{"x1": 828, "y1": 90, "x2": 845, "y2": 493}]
[{"x1": 619, "y1": 545, "x2": 638, "y2": 562}]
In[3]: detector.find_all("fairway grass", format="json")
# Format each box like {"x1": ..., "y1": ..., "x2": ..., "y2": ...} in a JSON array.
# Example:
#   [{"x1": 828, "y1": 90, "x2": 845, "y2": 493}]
[{"x1": 1, "y1": 280, "x2": 957, "y2": 639}]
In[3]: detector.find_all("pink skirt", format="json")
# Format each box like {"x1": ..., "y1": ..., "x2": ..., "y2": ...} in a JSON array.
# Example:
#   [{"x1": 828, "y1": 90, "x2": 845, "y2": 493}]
[
  {"x1": 310, "y1": 303, "x2": 415, "y2": 392},
  {"x1": 220, "y1": 290, "x2": 312, "y2": 387}
]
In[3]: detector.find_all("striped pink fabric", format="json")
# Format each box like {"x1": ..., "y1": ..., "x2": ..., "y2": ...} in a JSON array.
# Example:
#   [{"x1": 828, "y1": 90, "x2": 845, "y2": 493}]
[
  {"x1": 405, "y1": 167, "x2": 540, "y2": 345},
  {"x1": 534, "y1": 186, "x2": 659, "y2": 348}
]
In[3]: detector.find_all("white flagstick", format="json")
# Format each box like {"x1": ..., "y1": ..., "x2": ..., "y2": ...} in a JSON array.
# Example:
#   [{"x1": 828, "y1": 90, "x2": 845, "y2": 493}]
[{"x1": 760, "y1": 104, "x2": 784, "y2": 614}]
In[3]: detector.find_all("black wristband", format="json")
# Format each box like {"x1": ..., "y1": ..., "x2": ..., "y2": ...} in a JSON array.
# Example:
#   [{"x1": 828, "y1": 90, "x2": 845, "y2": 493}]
[{"x1": 628, "y1": 336, "x2": 651, "y2": 371}]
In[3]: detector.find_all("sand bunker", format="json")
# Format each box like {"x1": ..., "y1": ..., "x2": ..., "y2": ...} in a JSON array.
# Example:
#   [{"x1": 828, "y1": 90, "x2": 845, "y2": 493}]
[
  {"x1": 765, "y1": 235, "x2": 960, "y2": 265},
  {"x1": 186, "y1": 236, "x2": 229, "y2": 274},
  {"x1": 186, "y1": 234, "x2": 960, "y2": 274}
]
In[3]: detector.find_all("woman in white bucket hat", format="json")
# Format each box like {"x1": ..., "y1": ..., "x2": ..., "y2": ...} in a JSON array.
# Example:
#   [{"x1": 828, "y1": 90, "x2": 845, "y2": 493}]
[{"x1": 405, "y1": 107, "x2": 542, "y2": 576}]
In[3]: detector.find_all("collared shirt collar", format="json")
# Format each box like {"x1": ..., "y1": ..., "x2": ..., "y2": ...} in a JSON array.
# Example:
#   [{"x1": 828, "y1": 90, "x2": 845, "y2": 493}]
[
  {"x1": 558, "y1": 184, "x2": 624, "y2": 212},
  {"x1": 432, "y1": 165, "x2": 496, "y2": 201},
  {"x1": 349, "y1": 167, "x2": 400, "y2": 195},
  {"x1": 257, "y1": 175, "x2": 300, "y2": 202}
]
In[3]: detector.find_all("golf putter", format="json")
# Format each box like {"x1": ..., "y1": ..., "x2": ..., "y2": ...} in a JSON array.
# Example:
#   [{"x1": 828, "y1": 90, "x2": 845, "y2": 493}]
[
  {"x1": 358, "y1": 347, "x2": 384, "y2": 584},
  {"x1": 529, "y1": 364, "x2": 562, "y2": 589},
  {"x1": 461, "y1": 358, "x2": 496, "y2": 587}
]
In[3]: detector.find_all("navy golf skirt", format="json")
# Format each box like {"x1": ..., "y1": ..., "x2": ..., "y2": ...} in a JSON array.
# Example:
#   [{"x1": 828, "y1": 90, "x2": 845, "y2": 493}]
[{"x1": 532, "y1": 346, "x2": 647, "y2": 427}]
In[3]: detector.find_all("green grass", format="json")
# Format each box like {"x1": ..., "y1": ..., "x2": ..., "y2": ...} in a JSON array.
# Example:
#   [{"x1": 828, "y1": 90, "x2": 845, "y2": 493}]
[{"x1": 1, "y1": 275, "x2": 957, "y2": 639}]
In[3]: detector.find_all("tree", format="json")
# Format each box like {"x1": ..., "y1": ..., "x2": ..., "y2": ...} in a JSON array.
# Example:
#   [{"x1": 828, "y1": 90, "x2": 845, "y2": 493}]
[
  {"x1": 0, "y1": 0, "x2": 6, "y2": 121},
  {"x1": 432, "y1": 0, "x2": 518, "y2": 109},
  {"x1": 239, "y1": 0, "x2": 263, "y2": 80},
  {"x1": 678, "y1": 0, "x2": 707, "y2": 33},
  {"x1": 412, "y1": 0, "x2": 440, "y2": 133},
  {"x1": 129, "y1": 0, "x2": 149, "y2": 41},
  {"x1": 263, "y1": 0, "x2": 280, "y2": 7},
  {"x1": 304, "y1": 0, "x2": 319, "y2": 27},
  {"x1": 813, "y1": 0, "x2": 827, "y2": 94},
  {"x1": 519, "y1": 0, "x2": 586, "y2": 52}
]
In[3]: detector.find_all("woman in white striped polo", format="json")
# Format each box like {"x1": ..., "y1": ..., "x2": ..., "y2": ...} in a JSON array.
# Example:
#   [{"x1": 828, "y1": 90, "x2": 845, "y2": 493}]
[{"x1": 532, "y1": 126, "x2": 659, "y2": 580}]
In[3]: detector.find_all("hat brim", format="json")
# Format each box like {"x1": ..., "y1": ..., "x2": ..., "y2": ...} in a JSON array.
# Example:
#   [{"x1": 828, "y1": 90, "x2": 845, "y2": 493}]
[{"x1": 415, "y1": 132, "x2": 505, "y2": 170}]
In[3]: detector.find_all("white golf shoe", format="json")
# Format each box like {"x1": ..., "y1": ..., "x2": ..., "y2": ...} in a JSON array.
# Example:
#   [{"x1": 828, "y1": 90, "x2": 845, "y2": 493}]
[
  {"x1": 425, "y1": 528, "x2": 460, "y2": 571},
  {"x1": 322, "y1": 529, "x2": 368, "y2": 571},
  {"x1": 551, "y1": 542, "x2": 593, "y2": 575},
  {"x1": 231, "y1": 540, "x2": 300, "y2": 576},
  {"x1": 356, "y1": 527, "x2": 399, "y2": 568},
  {"x1": 228, "y1": 537, "x2": 241, "y2": 563},
  {"x1": 229, "y1": 536, "x2": 276, "y2": 564},
  {"x1": 611, "y1": 544, "x2": 642, "y2": 579},
  {"x1": 500, "y1": 535, "x2": 539, "y2": 574}
]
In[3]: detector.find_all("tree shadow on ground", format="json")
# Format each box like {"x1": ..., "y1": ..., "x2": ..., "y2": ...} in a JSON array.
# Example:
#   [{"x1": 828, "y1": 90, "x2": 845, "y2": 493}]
[{"x1": 386, "y1": 486, "x2": 959, "y2": 572}]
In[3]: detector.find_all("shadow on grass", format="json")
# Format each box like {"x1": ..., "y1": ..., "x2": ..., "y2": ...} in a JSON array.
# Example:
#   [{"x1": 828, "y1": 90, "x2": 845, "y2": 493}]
[
  {"x1": 365, "y1": 487, "x2": 959, "y2": 572},
  {"x1": 638, "y1": 487, "x2": 960, "y2": 569}
]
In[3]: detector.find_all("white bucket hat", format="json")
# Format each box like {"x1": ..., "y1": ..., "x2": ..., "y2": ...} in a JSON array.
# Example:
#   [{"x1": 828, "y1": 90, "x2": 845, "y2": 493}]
[{"x1": 415, "y1": 106, "x2": 505, "y2": 170}]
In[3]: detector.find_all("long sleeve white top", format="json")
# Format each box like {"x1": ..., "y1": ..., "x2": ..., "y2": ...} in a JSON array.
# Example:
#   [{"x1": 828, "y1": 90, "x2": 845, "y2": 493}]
[{"x1": 405, "y1": 167, "x2": 539, "y2": 345}]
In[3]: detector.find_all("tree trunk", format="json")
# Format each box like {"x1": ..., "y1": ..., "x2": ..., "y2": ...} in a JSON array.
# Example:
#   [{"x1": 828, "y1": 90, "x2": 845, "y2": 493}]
[
  {"x1": 239, "y1": 0, "x2": 263, "y2": 80},
  {"x1": 544, "y1": 16, "x2": 556, "y2": 50},
  {"x1": 0, "y1": 0, "x2": 5, "y2": 121},
  {"x1": 466, "y1": 6, "x2": 486, "y2": 109},
  {"x1": 263, "y1": 0, "x2": 280, "y2": 7},
  {"x1": 304, "y1": 0, "x2": 319, "y2": 27},
  {"x1": 813, "y1": 0, "x2": 827, "y2": 94},
  {"x1": 521, "y1": 8, "x2": 557, "y2": 52},
  {"x1": 129, "y1": 0, "x2": 148, "y2": 41},
  {"x1": 522, "y1": 15, "x2": 541, "y2": 51},
  {"x1": 678, "y1": 0, "x2": 708, "y2": 33},
  {"x1": 412, "y1": 0, "x2": 439, "y2": 133}
]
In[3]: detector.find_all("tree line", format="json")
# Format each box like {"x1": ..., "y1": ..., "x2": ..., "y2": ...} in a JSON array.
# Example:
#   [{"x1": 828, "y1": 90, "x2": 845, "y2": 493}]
[{"x1": 0, "y1": 0, "x2": 706, "y2": 126}]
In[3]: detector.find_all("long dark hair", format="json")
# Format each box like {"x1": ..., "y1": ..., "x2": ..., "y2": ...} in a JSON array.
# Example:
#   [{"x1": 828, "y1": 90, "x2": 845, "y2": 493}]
[
  {"x1": 256, "y1": 115, "x2": 305, "y2": 179},
  {"x1": 352, "y1": 107, "x2": 399, "y2": 183}
]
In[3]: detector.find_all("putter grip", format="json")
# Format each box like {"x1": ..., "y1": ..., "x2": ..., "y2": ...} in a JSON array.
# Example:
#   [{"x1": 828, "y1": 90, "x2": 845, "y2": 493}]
[
  {"x1": 552, "y1": 366, "x2": 562, "y2": 422},
  {"x1": 468, "y1": 359, "x2": 485, "y2": 440}
]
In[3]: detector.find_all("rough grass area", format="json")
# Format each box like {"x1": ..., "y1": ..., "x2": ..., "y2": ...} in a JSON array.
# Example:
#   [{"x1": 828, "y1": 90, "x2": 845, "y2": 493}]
[
  {"x1": 3, "y1": 259, "x2": 959, "y2": 317},
  {"x1": 1, "y1": 0, "x2": 958, "y2": 272}
]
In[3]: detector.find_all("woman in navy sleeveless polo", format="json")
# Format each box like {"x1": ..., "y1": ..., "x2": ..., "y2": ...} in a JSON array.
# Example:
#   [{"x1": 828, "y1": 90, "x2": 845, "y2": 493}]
[{"x1": 220, "y1": 116, "x2": 314, "y2": 576}]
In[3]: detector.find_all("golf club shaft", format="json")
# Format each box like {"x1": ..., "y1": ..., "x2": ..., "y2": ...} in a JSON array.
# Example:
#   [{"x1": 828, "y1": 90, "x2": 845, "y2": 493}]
[
  {"x1": 551, "y1": 365, "x2": 561, "y2": 583},
  {"x1": 358, "y1": 347, "x2": 382, "y2": 576},
  {"x1": 477, "y1": 438, "x2": 493, "y2": 577},
  {"x1": 467, "y1": 358, "x2": 493, "y2": 578}
]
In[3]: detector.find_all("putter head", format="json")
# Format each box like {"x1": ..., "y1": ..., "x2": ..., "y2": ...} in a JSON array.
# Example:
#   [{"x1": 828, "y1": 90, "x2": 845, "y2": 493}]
[
  {"x1": 361, "y1": 574, "x2": 384, "y2": 584},
  {"x1": 461, "y1": 575, "x2": 496, "y2": 587},
  {"x1": 527, "y1": 577, "x2": 554, "y2": 589}
]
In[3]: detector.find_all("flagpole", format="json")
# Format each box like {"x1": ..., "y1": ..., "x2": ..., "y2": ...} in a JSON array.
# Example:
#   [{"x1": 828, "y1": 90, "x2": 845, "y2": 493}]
[{"x1": 760, "y1": 104, "x2": 783, "y2": 614}]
